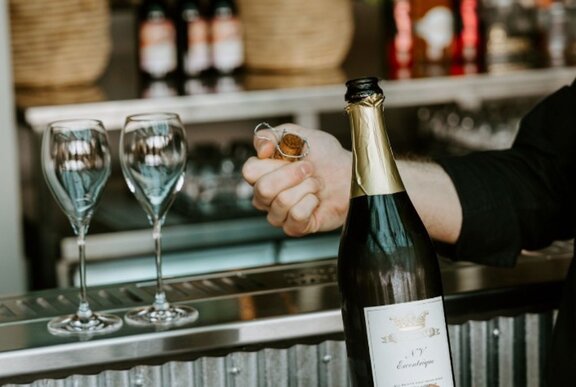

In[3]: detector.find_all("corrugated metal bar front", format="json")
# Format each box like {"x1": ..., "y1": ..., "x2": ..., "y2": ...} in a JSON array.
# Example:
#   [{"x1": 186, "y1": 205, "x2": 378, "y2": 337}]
[{"x1": 4, "y1": 311, "x2": 555, "y2": 387}]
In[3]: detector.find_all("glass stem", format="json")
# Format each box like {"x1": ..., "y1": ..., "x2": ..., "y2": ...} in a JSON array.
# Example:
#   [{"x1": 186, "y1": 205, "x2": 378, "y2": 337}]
[
  {"x1": 153, "y1": 220, "x2": 168, "y2": 311},
  {"x1": 76, "y1": 228, "x2": 92, "y2": 320}
]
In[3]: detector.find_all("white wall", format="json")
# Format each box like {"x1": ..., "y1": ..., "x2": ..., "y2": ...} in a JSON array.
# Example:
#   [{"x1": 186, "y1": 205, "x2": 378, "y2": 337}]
[{"x1": 0, "y1": 0, "x2": 27, "y2": 294}]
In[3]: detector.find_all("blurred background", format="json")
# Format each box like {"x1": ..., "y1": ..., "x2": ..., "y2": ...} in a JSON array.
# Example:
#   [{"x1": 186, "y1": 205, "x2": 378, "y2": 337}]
[{"x1": 1, "y1": 0, "x2": 575, "y2": 294}]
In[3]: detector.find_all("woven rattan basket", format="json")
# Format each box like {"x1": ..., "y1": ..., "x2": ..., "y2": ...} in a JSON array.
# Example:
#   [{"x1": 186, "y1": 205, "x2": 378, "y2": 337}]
[
  {"x1": 244, "y1": 68, "x2": 346, "y2": 90},
  {"x1": 237, "y1": 0, "x2": 354, "y2": 73},
  {"x1": 10, "y1": 0, "x2": 111, "y2": 88}
]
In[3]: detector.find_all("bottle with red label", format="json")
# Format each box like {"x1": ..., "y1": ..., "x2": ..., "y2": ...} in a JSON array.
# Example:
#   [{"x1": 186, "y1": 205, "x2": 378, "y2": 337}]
[
  {"x1": 137, "y1": 0, "x2": 178, "y2": 80},
  {"x1": 177, "y1": 0, "x2": 212, "y2": 78},
  {"x1": 210, "y1": 0, "x2": 244, "y2": 74},
  {"x1": 452, "y1": 0, "x2": 484, "y2": 75},
  {"x1": 383, "y1": 0, "x2": 414, "y2": 80}
]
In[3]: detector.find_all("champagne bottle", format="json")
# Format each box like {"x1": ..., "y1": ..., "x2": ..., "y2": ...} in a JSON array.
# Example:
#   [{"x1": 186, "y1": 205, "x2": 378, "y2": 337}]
[
  {"x1": 211, "y1": 0, "x2": 244, "y2": 74},
  {"x1": 176, "y1": 0, "x2": 211, "y2": 78},
  {"x1": 137, "y1": 0, "x2": 178, "y2": 80},
  {"x1": 338, "y1": 77, "x2": 454, "y2": 387}
]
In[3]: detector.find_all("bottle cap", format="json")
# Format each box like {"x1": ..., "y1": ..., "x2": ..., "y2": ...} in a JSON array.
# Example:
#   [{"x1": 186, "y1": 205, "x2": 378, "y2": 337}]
[{"x1": 345, "y1": 77, "x2": 383, "y2": 103}]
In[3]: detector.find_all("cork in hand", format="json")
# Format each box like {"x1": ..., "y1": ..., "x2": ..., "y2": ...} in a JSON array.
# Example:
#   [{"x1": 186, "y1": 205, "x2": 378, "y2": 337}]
[
  {"x1": 273, "y1": 131, "x2": 307, "y2": 162},
  {"x1": 254, "y1": 122, "x2": 309, "y2": 163}
]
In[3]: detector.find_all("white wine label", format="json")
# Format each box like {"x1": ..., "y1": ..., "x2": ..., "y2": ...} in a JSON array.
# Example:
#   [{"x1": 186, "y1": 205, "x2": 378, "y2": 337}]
[
  {"x1": 140, "y1": 20, "x2": 177, "y2": 78},
  {"x1": 185, "y1": 19, "x2": 210, "y2": 76},
  {"x1": 364, "y1": 296, "x2": 454, "y2": 387},
  {"x1": 212, "y1": 17, "x2": 244, "y2": 73}
]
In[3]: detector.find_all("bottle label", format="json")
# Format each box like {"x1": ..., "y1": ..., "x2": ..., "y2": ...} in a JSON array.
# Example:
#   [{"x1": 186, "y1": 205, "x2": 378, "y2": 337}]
[
  {"x1": 415, "y1": 6, "x2": 454, "y2": 62},
  {"x1": 140, "y1": 19, "x2": 177, "y2": 78},
  {"x1": 486, "y1": 23, "x2": 532, "y2": 72},
  {"x1": 392, "y1": 0, "x2": 413, "y2": 69},
  {"x1": 212, "y1": 17, "x2": 244, "y2": 73},
  {"x1": 459, "y1": 0, "x2": 479, "y2": 61},
  {"x1": 186, "y1": 19, "x2": 211, "y2": 75},
  {"x1": 364, "y1": 296, "x2": 454, "y2": 387}
]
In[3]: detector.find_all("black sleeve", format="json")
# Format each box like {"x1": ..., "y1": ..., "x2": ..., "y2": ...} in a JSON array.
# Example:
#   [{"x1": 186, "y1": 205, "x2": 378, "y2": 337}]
[{"x1": 435, "y1": 80, "x2": 576, "y2": 267}]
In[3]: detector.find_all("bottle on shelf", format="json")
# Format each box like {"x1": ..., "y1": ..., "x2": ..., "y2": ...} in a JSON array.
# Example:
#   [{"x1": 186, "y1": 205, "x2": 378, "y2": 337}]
[
  {"x1": 176, "y1": 0, "x2": 212, "y2": 78},
  {"x1": 338, "y1": 77, "x2": 454, "y2": 386},
  {"x1": 566, "y1": 0, "x2": 576, "y2": 65},
  {"x1": 210, "y1": 0, "x2": 244, "y2": 75},
  {"x1": 383, "y1": 0, "x2": 414, "y2": 80},
  {"x1": 411, "y1": 0, "x2": 455, "y2": 76},
  {"x1": 542, "y1": 1, "x2": 568, "y2": 67},
  {"x1": 482, "y1": 0, "x2": 542, "y2": 73},
  {"x1": 452, "y1": 0, "x2": 483, "y2": 75},
  {"x1": 137, "y1": 0, "x2": 178, "y2": 81}
]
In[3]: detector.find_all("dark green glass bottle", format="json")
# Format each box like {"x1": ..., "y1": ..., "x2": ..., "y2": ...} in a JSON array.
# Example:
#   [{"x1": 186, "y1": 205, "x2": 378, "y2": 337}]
[{"x1": 338, "y1": 77, "x2": 454, "y2": 386}]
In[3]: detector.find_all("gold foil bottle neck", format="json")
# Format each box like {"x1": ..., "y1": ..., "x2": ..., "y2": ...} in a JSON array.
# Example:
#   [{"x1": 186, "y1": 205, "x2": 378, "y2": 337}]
[{"x1": 346, "y1": 94, "x2": 405, "y2": 198}]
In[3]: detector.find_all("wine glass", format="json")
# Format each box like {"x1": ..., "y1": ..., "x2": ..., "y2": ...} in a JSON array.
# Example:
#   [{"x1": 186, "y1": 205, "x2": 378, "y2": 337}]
[
  {"x1": 120, "y1": 112, "x2": 198, "y2": 327},
  {"x1": 42, "y1": 119, "x2": 122, "y2": 336}
]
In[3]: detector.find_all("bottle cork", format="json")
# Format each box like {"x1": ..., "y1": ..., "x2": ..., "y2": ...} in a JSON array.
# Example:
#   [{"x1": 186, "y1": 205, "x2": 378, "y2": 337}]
[{"x1": 273, "y1": 132, "x2": 306, "y2": 162}]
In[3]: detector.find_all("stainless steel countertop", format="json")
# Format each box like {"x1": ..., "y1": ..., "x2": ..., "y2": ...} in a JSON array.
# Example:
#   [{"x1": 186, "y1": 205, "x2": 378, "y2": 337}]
[{"x1": 0, "y1": 240, "x2": 572, "y2": 382}]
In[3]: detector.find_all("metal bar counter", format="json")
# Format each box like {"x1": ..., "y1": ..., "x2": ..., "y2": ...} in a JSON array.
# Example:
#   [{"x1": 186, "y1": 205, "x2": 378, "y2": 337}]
[{"x1": 0, "y1": 241, "x2": 572, "y2": 386}]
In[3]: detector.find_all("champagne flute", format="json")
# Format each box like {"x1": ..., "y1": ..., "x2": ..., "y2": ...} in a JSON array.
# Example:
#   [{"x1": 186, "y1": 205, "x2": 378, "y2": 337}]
[
  {"x1": 42, "y1": 119, "x2": 122, "y2": 336},
  {"x1": 120, "y1": 112, "x2": 198, "y2": 327}
]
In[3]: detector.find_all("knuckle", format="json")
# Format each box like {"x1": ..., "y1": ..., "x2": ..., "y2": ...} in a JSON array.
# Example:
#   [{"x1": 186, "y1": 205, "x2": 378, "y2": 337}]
[
  {"x1": 306, "y1": 177, "x2": 321, "y2": 193},
  {"x1": 251, "y1": 197, "x2": 266, "y2": 212},
  {"x1": 253, "y1": 180, "x2": 274, "y2": 201},
  {"x1": 274, "y1": 192, "x2": 291, "y2": 210},
  {"x1": 267, "y1": 213, "x2": 282, "y2": 228},
  {"x1": 284, "y1": 225, "x2": 304, "y2": 238},
  {"x1": 294, "y1": 160, "x2": 313, "y2": 180},
  {"x1": 291, "y1": 195, "x2": 319, "y2": 223},
  {"x1": 288, "y1": 207, "x2": 308, "y2": 223}
]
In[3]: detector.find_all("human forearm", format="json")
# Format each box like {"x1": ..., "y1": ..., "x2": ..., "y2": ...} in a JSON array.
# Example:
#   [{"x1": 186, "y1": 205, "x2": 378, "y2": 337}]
[{"x1": 397, "y1": 159, "x2": 462, "y2": 244}]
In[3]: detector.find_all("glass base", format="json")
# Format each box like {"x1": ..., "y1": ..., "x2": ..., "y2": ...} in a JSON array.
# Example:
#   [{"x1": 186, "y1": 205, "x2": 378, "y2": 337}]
[
  {"x1": 48, "y1": 313, "x2": 123, "y2": 337},
  {"x1": 125, "y1": 304, "x2": 199, "y2": 328}
]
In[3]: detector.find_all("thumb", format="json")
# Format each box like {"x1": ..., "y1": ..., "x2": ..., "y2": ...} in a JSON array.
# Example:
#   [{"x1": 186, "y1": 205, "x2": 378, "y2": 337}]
[{"x1": 253, "y1": 127, "x2": 277, "y2": 159}]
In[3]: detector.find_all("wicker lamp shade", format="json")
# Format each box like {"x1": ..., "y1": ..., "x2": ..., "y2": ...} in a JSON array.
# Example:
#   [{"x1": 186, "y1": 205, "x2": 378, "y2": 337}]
[
  {"x1": 9, "y1": 0, "x2": 111, "y2": 88},
  {"x1": 237, "y1": 0, "x2": 354, "y2": 73}
]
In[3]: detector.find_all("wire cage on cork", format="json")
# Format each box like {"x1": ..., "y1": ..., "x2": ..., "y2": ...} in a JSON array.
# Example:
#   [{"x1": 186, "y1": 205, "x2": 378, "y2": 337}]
[
  {"x1": 9, "y1": 0, "x2": 112, "y2": 88},
  {"x1": 236, "y1": 0, "x2": 354, "y2": 73}
]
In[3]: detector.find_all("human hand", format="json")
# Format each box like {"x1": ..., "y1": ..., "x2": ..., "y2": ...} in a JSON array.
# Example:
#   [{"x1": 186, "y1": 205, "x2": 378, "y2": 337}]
[{"x1": 242, "y1": 123, "x2": 351, "y2": 237}]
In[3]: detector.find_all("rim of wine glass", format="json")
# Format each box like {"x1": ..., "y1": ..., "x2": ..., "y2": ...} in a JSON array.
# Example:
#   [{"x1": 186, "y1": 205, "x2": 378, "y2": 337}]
[
  {"x1": 48, "y1": 119, "x2": 106, "y2": 133},
  {"x1": 125, "y1": 112, "x2": 181, "y2": 122}
]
